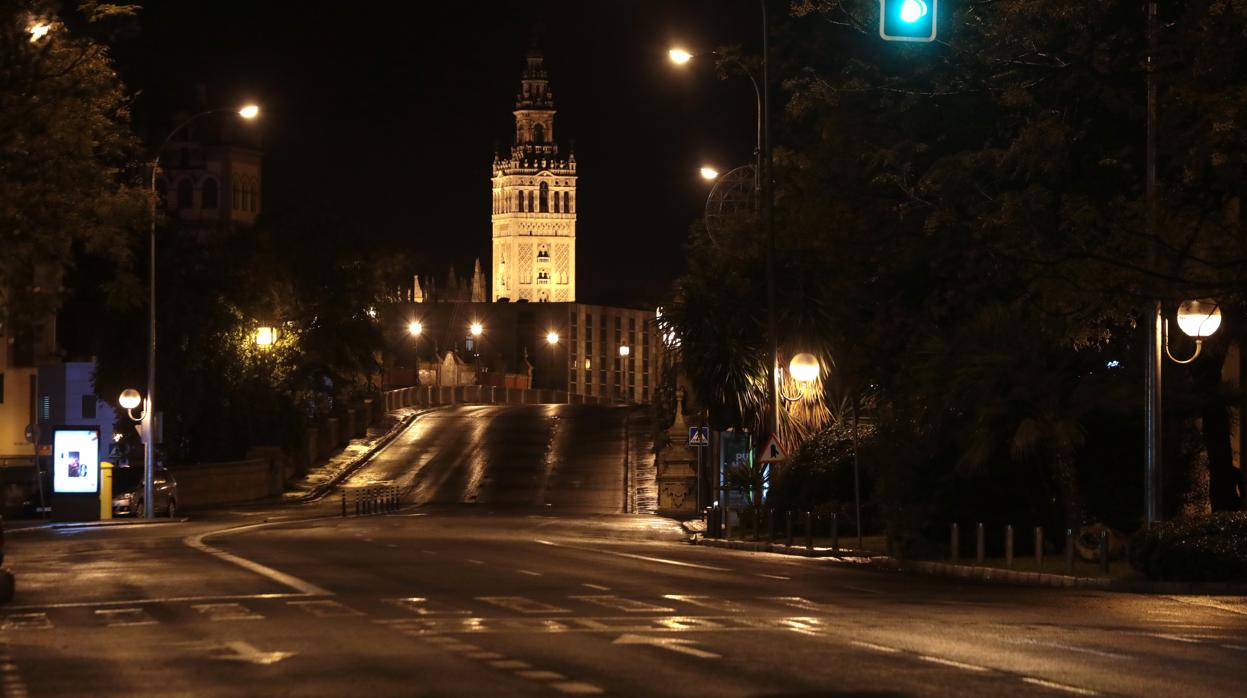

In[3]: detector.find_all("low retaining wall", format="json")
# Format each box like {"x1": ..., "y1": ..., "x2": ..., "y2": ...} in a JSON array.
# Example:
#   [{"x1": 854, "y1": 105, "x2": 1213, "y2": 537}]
[
  {"x1": 380, "y1": 385, "x2": 617, "y2": 408},
  {"x1": 168, "y1": 457, "x2": 283, "y2": 509}
]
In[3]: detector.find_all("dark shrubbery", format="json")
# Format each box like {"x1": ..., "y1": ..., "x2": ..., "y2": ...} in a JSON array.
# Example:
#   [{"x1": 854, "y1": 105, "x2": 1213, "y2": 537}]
[{"x1": 1129, "y1": 513, "x2": 1247, "y2": 582}]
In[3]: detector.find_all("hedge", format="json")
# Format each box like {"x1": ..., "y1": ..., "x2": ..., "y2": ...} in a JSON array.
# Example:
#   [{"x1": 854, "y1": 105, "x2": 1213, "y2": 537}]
[{"x1": 1129, "y1": 512, "x2": 1247, "y2": 582}]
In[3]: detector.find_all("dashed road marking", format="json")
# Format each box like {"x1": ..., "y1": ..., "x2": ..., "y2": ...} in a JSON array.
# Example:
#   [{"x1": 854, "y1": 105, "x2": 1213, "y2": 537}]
[
  {"x1": 517, "y1": 570, "x2": 543, "y2": 577},
  {"x1": 552, "y1": 681, "x2": 605, "y2": 694},
  {"x1": 535, "y1": 539, "x2": 731, "y2": 571},
  {"x1": 662, "y1": 595, "x2": 748, "y2": 613},
  {"x1": 288, "y1": 600, "x2": 363, "y2": 617},
  {"x1": 0, "y1": 614, "x2": 50, "y2": 631},
  {"x1": 581, "y1": 583, "x2": 611, "y2": 591},
  {"x1": 192, "y1": 603, "x2": 263, "y2": 622},
  {"x1": 763, "y1": 596, "x2": 836, "y2": 613},
  {"x1": 466, "y1": 559, "x2": 486, "y2": 565},
  {"x1": 757, "y1": 574, "x2": 790, "y2": 580},
  {"x1": 850, "y1": 640, "x2": 901, "y2": 653},
  {"x1": 917, "y1": 655, "x2": 990, "y2": 673},
  {"x1": 477, "y1": 596, "x2": 570, "y2": 614},
  {"x1": 95, "y1": 608, "x2": 157, "y2": 627},
  {"x1": 570, "y1": 595, "x2": 675, "y2": 613},
  {"x1": 385, "y1": 597, "x2": 471, "y2": 616},
  {"x1": 1021, "y1": 677, "x2": 1099, "y2": 695},
  {"x1": 489, "y1": 659, "x2": 532, "y2": 669},
  {"x1": 517, "y1": 670, "x2": 566, "y2": 680},
  {"x1": 421, "y1": 550, "x2": 437, "y2": 556}
]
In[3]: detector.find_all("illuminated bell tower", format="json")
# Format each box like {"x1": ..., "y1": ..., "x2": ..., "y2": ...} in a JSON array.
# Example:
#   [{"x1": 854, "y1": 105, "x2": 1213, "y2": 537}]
[{"x1": 491, "y1": 47, "x2": 576, "y2": 302}]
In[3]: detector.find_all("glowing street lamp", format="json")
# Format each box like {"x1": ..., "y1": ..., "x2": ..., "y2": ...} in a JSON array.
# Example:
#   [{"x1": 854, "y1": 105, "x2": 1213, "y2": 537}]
[
  {"x1": 408, "y1": 321, "x2": 423, "y2": 337},
  {"x1": 470, "y1": 322, "x2": 484, "y2": 338},
  {"x1": 28, "y1": 21, "x2": 52, "y2": 42},
  {"x1": 546, "y1": 331, "x2": 559, "y2": 345},
  {"x1": 699, "y1": 166, "x2": 720, "y2": 181},
  {"x1": 255, "y1": 326, "x2": 277, "y2": 347},
  {"x1": 779, "y1": 353, "x2": 821, "y2": 402},
  {"x1": 668, "y1": 48, "x2": 693, "y2": 65},
  {"x1": 238, "y1": 104, "x2": 260, "y2": 120}
]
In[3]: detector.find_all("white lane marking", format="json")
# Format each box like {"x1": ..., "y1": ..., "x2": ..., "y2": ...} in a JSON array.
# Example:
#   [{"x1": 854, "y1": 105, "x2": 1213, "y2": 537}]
[
  {"x1": 570, "y1": 595, "x2": 675, "y2": 613},
  {"x1": 477, "y1": 596, "x2": 570, "y2": 614},
  {"x1": 1148, "y1": 633, "x2": 1203, "y2": 644},
  {"x1": 3, "y1": 592, "x2": 306, "y2": 612},
  {"x1": 288, "y1": 600, "x2": 363, "y2": 617},
  {"x1": 1009, "y1": 638, "x2": 1131, "y2": 660},
  {"x1": 422, "y1": 550, "x2": 437, "y2": 556},
  {"x1": 850, "y1": 640, "x2": 901, "y2": 653},
  {"x1": 1166, "y1": 596, "x2": 1247, "y2": 617},
  {"x1": 582, "y1": 583, "x2": 611, "y2": 591},
  {"x1": 193, "y1": 603, "x2": 263, "y2": 621},
  {"x1": 466, "y1": 559, "x2": 486, "y2": 565},
  {"x1": 552, "y1": 682, "x2": 605, "y2": 695},
  {"x1": 613, "y1": 633, "x2": 721, "y2": 659},
  {"x1": 0, "y1": 614, "x2": 50, "y2": 631},
  {"x1": 220, "y1": 640, "x2": 294, "y2": 665},
  {"x1": 518, "y1": 670, "x2": 566, "y2": 680},
  {"x1": 535, "y1": 540, "x2": 731, "y2": 572},
  {"x1": 185, "y1": 524, "x2": 331, "y2": 597},
  {"x1": 1221, "y1": 644, "x2": 1247, "y2": 651},
  {"x1": 489, "y1": 659, "x2": 532, "y2": 669},
  {"x1": 840, "y1": 585, "x2": 883, "y2": 595},
  {"x1": 95, "y1": 608, "x2": 157, "y2": 627},
  {"x1": 757, "y1": 574, "x2": 789, "y2": 580},
  {"x1": 517, "y1": 569, "x2": 543, "y2": 577},
  {"x1": 385, "y1": 597, "x2": 470, "y2": 616},
  {"x1": 1021, "y1": 677, "x2": 1100, "y2": 695},
  {"x1": 918, "y1": 655, "x2": 991, "y2": 672},
  {"x1": 662, "y1": 595, "x2": 749, "y2": 613},
  {"x1": 383, "y1": 543, "x2": 399, "y2": 548},
  {"x1": 763, "y1": 596, "x2": 836, "y2": 612}
]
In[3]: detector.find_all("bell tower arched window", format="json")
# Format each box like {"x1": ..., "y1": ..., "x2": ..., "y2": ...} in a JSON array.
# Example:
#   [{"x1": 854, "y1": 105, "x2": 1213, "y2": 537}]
[
  {"x1": 539, "y1": 181, "x2": 549, "y2": 212},
  {"x1": 563, "y1": 191, "x2": 570, "y2": 213},
  {"x1": 516, "y1": 190, "x2": 524, "y2": 212},
  {"x1": 533, "y1": 123, "x2": 545, "y2": 144}
]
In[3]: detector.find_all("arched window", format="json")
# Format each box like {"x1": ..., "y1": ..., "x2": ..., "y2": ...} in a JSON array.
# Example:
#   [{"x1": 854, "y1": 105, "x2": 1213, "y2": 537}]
[
  {"x1": 516, "y1": 191, "x2": 524, "y2": 212},
  {"x1": 533, "y1": 123, "x2": 545, "y2": 144},
  {"x1": 563, "y1": 191, "x2": 570, "y2": 212},
  {"x1": 177, "y1": 179, "x2": 193, "y2": 209},
  {"x1": 202, "y1": 178, "x2": 219, "y2": 209},
  {"x1": 553, "y1": 189, "x2": 560, "y2": 213},
  {"x1": 528, "y1": 191, "x2": 534, "y2": 212},
  {"x1": 539, "y1": 181, "x2": 549, "y2": 212}
]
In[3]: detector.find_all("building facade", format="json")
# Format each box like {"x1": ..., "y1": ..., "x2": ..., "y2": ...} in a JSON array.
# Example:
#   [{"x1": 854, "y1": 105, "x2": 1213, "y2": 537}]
[
  {"x1": 491, "y1": 48, "x2": 577, "y2": 303},
  {"x1": 155, "y1": 111, "x2": 262, "y2": 235}
]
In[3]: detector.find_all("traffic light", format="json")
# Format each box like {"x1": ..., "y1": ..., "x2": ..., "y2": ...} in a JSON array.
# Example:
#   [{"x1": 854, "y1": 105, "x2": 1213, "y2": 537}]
[{"x1": 880, "y1": 0, "x2": 938, "y2": 43}]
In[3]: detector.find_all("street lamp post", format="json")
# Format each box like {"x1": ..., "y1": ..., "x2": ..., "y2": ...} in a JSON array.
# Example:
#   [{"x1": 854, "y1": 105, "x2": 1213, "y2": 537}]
[
  {"x1": 140, "y1": 104, "x2": 259, "y2": 519},
  {"x1": 619, "y1": 345, "x2": 631, "y2": 403},
  {"x1": 671, "y1": 0, "x2": 778, "y2": 440}
]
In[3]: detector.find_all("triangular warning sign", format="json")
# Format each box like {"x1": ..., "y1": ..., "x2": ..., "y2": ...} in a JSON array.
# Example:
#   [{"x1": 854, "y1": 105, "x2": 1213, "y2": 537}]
[{"x1": 758, "y1": 435, "x2": 787, "y2": 464}]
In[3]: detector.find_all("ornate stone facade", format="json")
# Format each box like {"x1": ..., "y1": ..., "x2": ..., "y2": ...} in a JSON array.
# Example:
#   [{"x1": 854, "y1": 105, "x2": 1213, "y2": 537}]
[{"x1": 491, "y1": 48, "x2": 576, "y2": 302}]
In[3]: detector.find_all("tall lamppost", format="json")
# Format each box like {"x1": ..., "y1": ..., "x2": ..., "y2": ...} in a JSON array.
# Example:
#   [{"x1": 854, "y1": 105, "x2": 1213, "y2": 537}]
[
  {"x1": 546, "y1": 331, "x2": 560, "y2": 393},
  {"x1": 671, "y1": 0, "x2": 779, "y2": 440},
  {"x1": 619, "y1": 345, "x2": 631, "y2": 403},
  {"x1": 132, "y1": 103, "x2": 259, "y2": 519}
]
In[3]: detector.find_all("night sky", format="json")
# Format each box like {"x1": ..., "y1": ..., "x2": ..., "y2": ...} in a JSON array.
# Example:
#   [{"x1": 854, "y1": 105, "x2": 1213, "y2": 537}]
[{"x1": 110, "y1": 1, "x2": 766, "y2": 307}]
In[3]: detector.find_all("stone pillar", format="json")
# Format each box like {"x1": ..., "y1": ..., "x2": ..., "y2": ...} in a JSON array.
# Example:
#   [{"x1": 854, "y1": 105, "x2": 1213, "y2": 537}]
[{"x1": 657, "y1": 389, "x2": 699, "y2": 518}]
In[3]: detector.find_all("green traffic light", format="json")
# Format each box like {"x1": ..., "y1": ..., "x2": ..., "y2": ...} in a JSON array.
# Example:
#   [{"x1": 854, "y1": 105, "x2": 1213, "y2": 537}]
[{"x1": 880, "y1": 0, "x2": 938, "y2": 43}]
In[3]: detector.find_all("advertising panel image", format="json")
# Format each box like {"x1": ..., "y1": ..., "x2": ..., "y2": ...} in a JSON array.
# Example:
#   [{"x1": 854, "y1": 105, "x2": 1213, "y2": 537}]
[{"x1": 53, "y1": 428, "x2": 100, "y2": 494}]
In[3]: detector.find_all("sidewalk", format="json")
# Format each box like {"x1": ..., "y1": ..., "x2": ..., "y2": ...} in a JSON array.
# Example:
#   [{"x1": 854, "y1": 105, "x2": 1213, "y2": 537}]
[
  {"x1": 5, "y1": 517, "x2": 188, "y2": 533},
  {"x1": 690, "y1": 533, "x2": 1247, "y2": 595}
]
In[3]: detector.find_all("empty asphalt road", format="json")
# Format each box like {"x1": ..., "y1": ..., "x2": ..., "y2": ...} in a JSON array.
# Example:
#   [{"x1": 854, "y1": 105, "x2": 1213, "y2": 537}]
[{"x1": 3, "y1": 405, "x2": 1245, "y2": 697}]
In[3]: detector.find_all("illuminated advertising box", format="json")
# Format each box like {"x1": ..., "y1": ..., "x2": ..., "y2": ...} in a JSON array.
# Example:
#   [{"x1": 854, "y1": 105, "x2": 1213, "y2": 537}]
[{"x1": 53, "y1": 427, "x2": 100, "y2": 494}]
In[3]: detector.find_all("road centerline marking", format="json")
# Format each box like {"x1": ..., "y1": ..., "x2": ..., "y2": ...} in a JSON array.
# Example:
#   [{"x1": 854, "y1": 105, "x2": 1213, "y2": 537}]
[
  {"x1": 1021, "y1": 677, "x2": 1100, "y2": 695},
  {"x1": 534, "y1": 540, "x2": 731, "y2": 572}
]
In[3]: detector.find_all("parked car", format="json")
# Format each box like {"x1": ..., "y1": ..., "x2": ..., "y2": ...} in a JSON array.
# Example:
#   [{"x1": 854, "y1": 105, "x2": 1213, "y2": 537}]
[
  {"x1": 0, "y1": 517, "x2": 13, "y2": 602},
  {"x1": 112, "y1": 466, "x2": 179, "y2": 517}
]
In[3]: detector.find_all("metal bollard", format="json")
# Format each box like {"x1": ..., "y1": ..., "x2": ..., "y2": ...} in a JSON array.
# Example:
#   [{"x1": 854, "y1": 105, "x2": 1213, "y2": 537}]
[
  {"x1": 1034, "y1": 526, "x2": 1044, "y2": 568},
  {"x1": 1065, "y1": 528, "x2": 1074, "y2": 574},
  {"x1": 342, "y1": 491, "x2": 347, "y2": 518},
  {"x1": 1099, "y1": 529, "x2": 1110, "y2": 574},
  {"x1": 831, "y1": 513, "x2": 839, "y2": 553},
  {"x1": 975, "y1": 522, "x2": 985, "y2": 565},
  {"x1": 805, "y1": 511, "x2": 813, "y2": 551},
  {"x1": 950, "y1": 523, "x2": 960, "y2": 563},
  {"x1": 785, "y1": 510, "x2": 794, "y2": 547},
  {"x1": 1005, "y1": 524, "x2": 1014, "y2": 569}
]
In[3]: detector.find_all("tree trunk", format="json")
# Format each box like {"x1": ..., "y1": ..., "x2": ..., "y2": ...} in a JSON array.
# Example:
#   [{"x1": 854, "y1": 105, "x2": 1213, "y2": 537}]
[
  {"x1": 1052, "y1": 451, "x2": 1082, "y2": 530},
  {"x1": 1202, "y1": 401, "x2": 1242, "y2": 511}
]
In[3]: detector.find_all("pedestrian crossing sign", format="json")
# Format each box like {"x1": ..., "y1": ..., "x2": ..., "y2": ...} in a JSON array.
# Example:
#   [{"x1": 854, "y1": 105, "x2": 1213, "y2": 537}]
[
  {"x1": 687, "y1": 427, "x2": 709, "y2": 447},
  {"x1": 758, "y1": 435, "x2": 787, "y2": 464}
]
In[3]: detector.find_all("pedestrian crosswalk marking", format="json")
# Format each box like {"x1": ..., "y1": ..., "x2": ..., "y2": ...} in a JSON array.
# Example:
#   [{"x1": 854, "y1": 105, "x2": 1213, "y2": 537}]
[
  {"x1": 192, "y1": 603, "x2": 264, "y2": 621},
  {"x1": 95, "y1": 608, "x2": 156, "y2": 627},
  {"x1": 288, "y1": 600, "x2": 363, "y2": 618},
  {"x1": 477, "y1": 596, "x2": 570, "y2": 614},
  {"x1": 663, "y1": 595, "x2": 749, "y2": 613},
  {"x1": 570, "y1": 595, "x2": 675, "y2": 613}
]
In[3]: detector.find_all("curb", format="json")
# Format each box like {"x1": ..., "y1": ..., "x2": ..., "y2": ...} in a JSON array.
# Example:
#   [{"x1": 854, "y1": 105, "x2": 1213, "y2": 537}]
[
  {"x1": 296, "y1": 407, "x2": 439, "y2": 502},
  {"x1": 692, "y1": 536, "x2": 875, "y2": 559},
  {"x1": 5, "y1": 517, "x2": 190, "y2": 533}
]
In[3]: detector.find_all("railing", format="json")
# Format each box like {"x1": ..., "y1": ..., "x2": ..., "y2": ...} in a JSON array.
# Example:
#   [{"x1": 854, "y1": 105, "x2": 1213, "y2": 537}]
[{"x1": 342, "y1": 484, "x2": 400, "y2": 517}]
